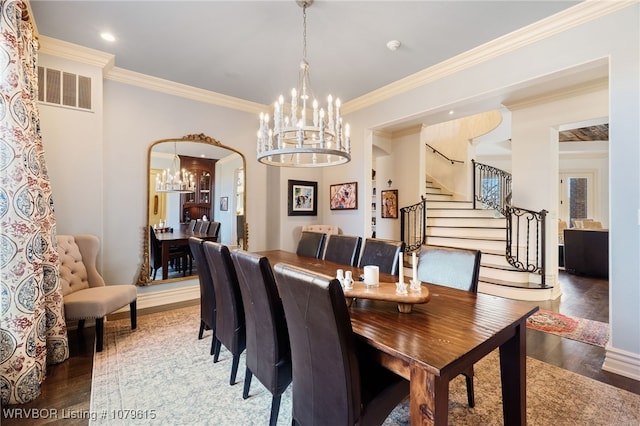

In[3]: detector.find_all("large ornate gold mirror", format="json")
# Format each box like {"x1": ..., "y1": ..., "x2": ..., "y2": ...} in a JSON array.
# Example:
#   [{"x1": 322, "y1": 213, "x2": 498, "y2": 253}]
[{"x1": 138, "y1": 133, "x2": 247, "y2": 285}]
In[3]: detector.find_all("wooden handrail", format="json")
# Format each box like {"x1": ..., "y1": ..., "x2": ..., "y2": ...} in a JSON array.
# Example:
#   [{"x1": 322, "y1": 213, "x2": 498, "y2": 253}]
[{"x1": 425, "y1": 143, "x2": 464, "y2": 165}]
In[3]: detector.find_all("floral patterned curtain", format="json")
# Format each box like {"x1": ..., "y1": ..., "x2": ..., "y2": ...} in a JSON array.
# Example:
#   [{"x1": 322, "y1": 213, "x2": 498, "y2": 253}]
[{"x1": 0, "y1": 0, "x2": 68, "y2": 405}]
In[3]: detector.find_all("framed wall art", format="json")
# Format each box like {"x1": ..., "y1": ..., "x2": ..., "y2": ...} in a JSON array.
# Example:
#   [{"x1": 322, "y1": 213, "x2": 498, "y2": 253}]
[
  {"x1": 220, "y1": 196, "x2": 229, "y2": 211},
  {"x1": 329, "y1": 182, "x2": 358, "y2": 210},
  {"x1": 288, "y1": 180, "x2": 318, "y2": 216},
  {"x1": 381, "y1": 189, "x2": 398, "y2": 219}
]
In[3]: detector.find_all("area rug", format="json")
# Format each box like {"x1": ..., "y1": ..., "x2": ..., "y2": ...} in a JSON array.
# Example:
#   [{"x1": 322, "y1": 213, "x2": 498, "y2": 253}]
[
  {"x1": 90, "y1": 305, "x2": 640, "y2": 426},
  {"x1": 526, "y1": 309, "x2": 610, "y2": 347}
]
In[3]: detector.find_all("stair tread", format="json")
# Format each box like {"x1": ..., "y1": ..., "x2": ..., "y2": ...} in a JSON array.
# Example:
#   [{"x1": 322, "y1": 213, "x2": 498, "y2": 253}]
[{"x1": 420, "y1": 242, "x2": 504, "y2": 256}]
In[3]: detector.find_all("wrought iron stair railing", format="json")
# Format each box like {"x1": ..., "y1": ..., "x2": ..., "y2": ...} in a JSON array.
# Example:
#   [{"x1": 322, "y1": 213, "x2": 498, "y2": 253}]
[{"x1": 398, "y1": 161, "x2": 549, "y2": 288}]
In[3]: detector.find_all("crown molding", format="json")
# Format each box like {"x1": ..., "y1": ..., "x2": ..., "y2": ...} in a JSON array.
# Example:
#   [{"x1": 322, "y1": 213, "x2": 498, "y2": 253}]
[
  {"x1": 105, "y1": 67, "x2": 265, "y2": 115},
  {"x1": 37, "y1": 37, "x2": 266, "y2": 115},
  {"x1": 38, "y1": 35, "x2": 115, "y2": 70},
  {"x1": 342, "y1": 0, "x2": 633, "y2": 114},
  {"x1": 504, "y1": 77, "x2": 608, "y2": 110}
]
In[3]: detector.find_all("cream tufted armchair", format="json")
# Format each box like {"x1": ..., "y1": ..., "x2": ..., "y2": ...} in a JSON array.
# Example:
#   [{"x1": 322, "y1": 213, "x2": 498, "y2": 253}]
[{"x1": 56, "y1": 234, "x2": 137, "y2": 352}]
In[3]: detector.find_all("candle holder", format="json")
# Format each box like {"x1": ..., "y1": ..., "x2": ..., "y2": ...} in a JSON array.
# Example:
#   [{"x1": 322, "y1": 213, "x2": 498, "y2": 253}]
[
  {"x1": 395, "y1": 281, "x2": 408, "y2": 295},
  {"x1": 410, "y1": 279, "x2": 422, "y2": 292}
]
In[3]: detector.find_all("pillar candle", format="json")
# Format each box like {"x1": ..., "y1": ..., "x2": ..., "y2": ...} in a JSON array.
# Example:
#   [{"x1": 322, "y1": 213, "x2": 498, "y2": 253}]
[
  {"x1": 412, "y1": 252, "x2": 418, "y2": 282},
  {"x1": 398, "y1": 252, "x2": 404, "y2": 283}
]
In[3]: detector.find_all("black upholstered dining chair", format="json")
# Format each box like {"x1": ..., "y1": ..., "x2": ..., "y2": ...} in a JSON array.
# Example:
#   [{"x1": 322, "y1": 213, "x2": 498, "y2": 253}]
[
  {"x1": 231, "y1": 250, "x2": 292, "y2": 426},
  {"x1": 323, "y1": 234, "x2": 362, "y2": 266},
  {"x1": 207, "y1": 221, "x2": 221, "y2": 240},
  {"x1": 417, "y1": 244, "x2": 482, "y2": 407},
  {"x1": 358, "y1": 238, "x2": 405, "y2": 275},
  {"x1": 188, "y1": 237, "x2": 216, "y2": 356},
  {"x1": 273, "y1": 263, "x2": 409, "y2": 425},
  {"x1": 295, "y1": 231, "x2": 327, "y2": 258},
  {"x1": 203, "y1": 242, "x2": 246, "y2": 385}
]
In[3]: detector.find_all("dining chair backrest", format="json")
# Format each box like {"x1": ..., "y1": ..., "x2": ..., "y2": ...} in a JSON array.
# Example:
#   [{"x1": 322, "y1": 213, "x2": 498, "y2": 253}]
[
  {"x1": 203, "y1": 241, "x2": 246, "y2": 383},
  {"x1": 273, "y1": 263, "x2": 361, "y2": 425},
  {"x1": 417, "y1": 244, "x2": 481, "y2": 292},
  {"x1": 273, "y1": 263, "x2": 409, "y2": 425},
  {"x1": 189, "y1": 237, "x2": 216, "y2": 338},
  {"x1": 189, "y1": 219, "x2": 197, "y2": 232},
  {"x1": 295, "y1": 231, "x2": 327, "y2": 259},
  {"x1": 358, "y1": 238, "x2": 405, "y2": 275},
  {"x1": 208, "y1": 221, "x2": 221, "y2": 239},
  {"x1": 231, "y1": 250, "x2": 292, "y2": 425},
  {"x1": 198, "y1": 220, "x2": 210, "y2": 234},
  {"x1": 324, "y1": 234, "x2": 362, "y2": 266}
]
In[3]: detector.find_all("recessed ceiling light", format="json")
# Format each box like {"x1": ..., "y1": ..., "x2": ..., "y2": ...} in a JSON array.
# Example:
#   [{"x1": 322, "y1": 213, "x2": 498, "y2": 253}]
[
  {"x1": 386, "y1": 40, "x2": 401, "y2": 51},
  {"x1": 448, "y1": 110, "x2": 454, "y2": 115},
  {"x1": 100, "y1": 32, "x2": 116, "y2": 42}
]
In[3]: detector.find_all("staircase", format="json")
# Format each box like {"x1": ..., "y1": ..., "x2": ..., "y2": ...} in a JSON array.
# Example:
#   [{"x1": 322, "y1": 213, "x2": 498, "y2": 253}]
[{"x1": 420, "y1": 180, "x2": 554, "y2": 301}]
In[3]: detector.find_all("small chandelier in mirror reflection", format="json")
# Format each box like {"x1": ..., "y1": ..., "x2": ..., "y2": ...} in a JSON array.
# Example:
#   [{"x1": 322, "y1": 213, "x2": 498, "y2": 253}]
[
  {"x1": 256, "y1": 0, "x2": 351, "y2": 168},
  {"x1": 155, "y1": 143, "x2": 196, "y2": 193}
]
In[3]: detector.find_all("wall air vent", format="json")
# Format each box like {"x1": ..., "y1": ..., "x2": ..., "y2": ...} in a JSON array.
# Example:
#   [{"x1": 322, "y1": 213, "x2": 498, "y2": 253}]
[{"x1": 37, "y1": 66, "x2": 92, "y2": 111}]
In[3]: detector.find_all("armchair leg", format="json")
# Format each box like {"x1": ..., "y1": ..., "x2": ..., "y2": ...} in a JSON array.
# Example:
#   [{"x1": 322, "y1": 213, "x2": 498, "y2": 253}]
[
  {"x1": 96, "y1": 317, "x2": 104, "y2": 352},
  {"x1": 129, "y1": 301, "x2": 137, "y2": 329}
]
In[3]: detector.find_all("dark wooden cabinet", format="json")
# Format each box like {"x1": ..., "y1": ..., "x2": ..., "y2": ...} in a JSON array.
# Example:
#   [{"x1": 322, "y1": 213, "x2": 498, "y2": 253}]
[{"x1": 179, "y1": 155, "x2": 216, "y2": 222}]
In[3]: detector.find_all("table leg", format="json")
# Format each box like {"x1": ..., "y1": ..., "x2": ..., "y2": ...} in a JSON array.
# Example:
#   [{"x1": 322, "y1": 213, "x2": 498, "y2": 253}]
[
  {"x1": 162, "y1": 242, "x2": 170, "y2": 280},
  {"x1": 409, "y1": 362, "x2": 449, "y2": 425},
  {"x1": 499, "y1": 322, "x2": 526, "y2": 426}
]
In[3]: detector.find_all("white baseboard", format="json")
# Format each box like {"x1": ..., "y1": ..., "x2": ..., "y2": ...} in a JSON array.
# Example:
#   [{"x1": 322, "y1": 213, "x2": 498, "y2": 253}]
[
  {"x1": 112, "y1": 283, "x2": 200, "y2": 314},
  {"x1": 602, "y1": 345, "x2": 640, "y2": 381}
]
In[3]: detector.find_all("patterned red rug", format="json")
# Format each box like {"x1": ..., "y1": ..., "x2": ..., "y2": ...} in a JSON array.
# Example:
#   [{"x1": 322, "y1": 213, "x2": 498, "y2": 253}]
[{"x1": 526, "y1": 309, "x2": 610, "y2": 347}]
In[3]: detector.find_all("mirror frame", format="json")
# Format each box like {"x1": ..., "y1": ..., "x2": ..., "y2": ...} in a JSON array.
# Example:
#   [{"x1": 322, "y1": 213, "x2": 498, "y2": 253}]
[{"x1": 137, "y1": 133, "x2": 248, "y2": 285}]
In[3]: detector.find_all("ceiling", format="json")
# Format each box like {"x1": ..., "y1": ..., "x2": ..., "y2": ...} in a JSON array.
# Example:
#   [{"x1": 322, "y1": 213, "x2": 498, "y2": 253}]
[{"x1": 30, "y1": 0, "x2": 583, "y2": 107}]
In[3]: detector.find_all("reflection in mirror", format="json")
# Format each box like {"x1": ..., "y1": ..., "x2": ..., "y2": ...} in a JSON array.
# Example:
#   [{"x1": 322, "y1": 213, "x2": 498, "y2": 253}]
[{"x1": 138, "y1": 133, "x2": 247, "y2": 285}]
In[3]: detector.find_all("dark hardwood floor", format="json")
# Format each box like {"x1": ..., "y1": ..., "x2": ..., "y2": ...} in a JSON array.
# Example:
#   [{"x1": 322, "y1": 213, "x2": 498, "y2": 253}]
[{"x1": 2, "y1": 270, "x2": 638, "y2": 425}]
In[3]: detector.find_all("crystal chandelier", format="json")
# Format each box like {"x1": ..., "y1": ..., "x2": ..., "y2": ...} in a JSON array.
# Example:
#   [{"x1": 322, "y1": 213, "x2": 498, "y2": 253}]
[
  {"x1": 155, "y1": 143, "x2": 195, "y2": 193},
  {"x1": 256, "y1": 0, "x2": 351, "y2": 167}
]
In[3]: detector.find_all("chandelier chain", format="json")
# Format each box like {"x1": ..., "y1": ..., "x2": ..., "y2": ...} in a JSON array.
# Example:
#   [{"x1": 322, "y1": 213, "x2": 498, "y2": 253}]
[{"x1": 302, "y1": 4, "x2": 307, "y2": 62}]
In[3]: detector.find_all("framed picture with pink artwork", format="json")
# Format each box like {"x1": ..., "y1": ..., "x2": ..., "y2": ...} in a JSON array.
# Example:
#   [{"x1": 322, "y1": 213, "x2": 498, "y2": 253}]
[{"x1": 329, "y1": 182, "x2": 358, "y2": 210}]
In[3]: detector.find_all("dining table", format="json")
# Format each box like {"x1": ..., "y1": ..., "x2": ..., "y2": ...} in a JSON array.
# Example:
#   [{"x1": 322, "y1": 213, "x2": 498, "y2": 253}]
[
  {"x1": 154, "y1": 229, "x2": 217, "y2": 280},
  {"x1": 258, "y1": 250, "x2": 539, "y2": 426}
]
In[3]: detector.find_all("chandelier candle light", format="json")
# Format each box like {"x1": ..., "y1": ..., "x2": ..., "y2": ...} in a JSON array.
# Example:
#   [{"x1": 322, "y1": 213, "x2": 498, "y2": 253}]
[
  {"x1": 256, "y1": 0, "x2": 351, "y2": 167},
  {"x1": 155, "y1": 143, "x2": 195, "y2": 193}
]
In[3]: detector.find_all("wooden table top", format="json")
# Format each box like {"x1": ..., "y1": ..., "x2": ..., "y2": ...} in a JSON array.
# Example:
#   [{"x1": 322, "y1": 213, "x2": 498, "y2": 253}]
[
  {"x1": 259, "y1": 249, "x2": 538, "y2": 376},
  {"x1": 258, "y1": 250, "x2": 430, "y2": 308},
  {"x1": 154, "y1": 230, "x2": 212, "y2": 242}
]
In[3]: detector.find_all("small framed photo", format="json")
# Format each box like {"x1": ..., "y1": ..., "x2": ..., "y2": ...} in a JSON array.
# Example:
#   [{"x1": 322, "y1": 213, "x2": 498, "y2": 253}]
[
  {"x1": 381, "y1": 190, "x2": 398, "y2": 219},
  {"x1": 288, "y1": 180, "x2": 318, "y2": 216},
  {"x1": 220, "y1": 196, "x2": 228, "y2": 211},
  {"x1": 330, "y1": 182, "x2": 358, "y2": 210}
]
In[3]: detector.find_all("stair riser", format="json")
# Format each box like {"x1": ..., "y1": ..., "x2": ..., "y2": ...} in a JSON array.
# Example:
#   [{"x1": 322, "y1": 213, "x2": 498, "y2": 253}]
[
  {"x1": 480, "y1": 267, "x2": 539, "y2": 284},
  {"x1": 424, "y1": 194, "x2": 454, "y2": 201},
  {"x1": 481, "y1": 253, "x2": 513, "y2": 268},
  {"x1": 427, "y1": 208, "x2": 497, "y2": 218},
  {"x1": 425, "y1": 201, "x2": 474, "y2": 209},
  {"x1": 425, "y1": 236, "x2": 505, "y2": 252},
  {"x1": 427, "y1": 227, "x2": 505, "y2": 239},
  {"x1": 427, "y1": 217, "x2": 506, "y2": 227}
]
